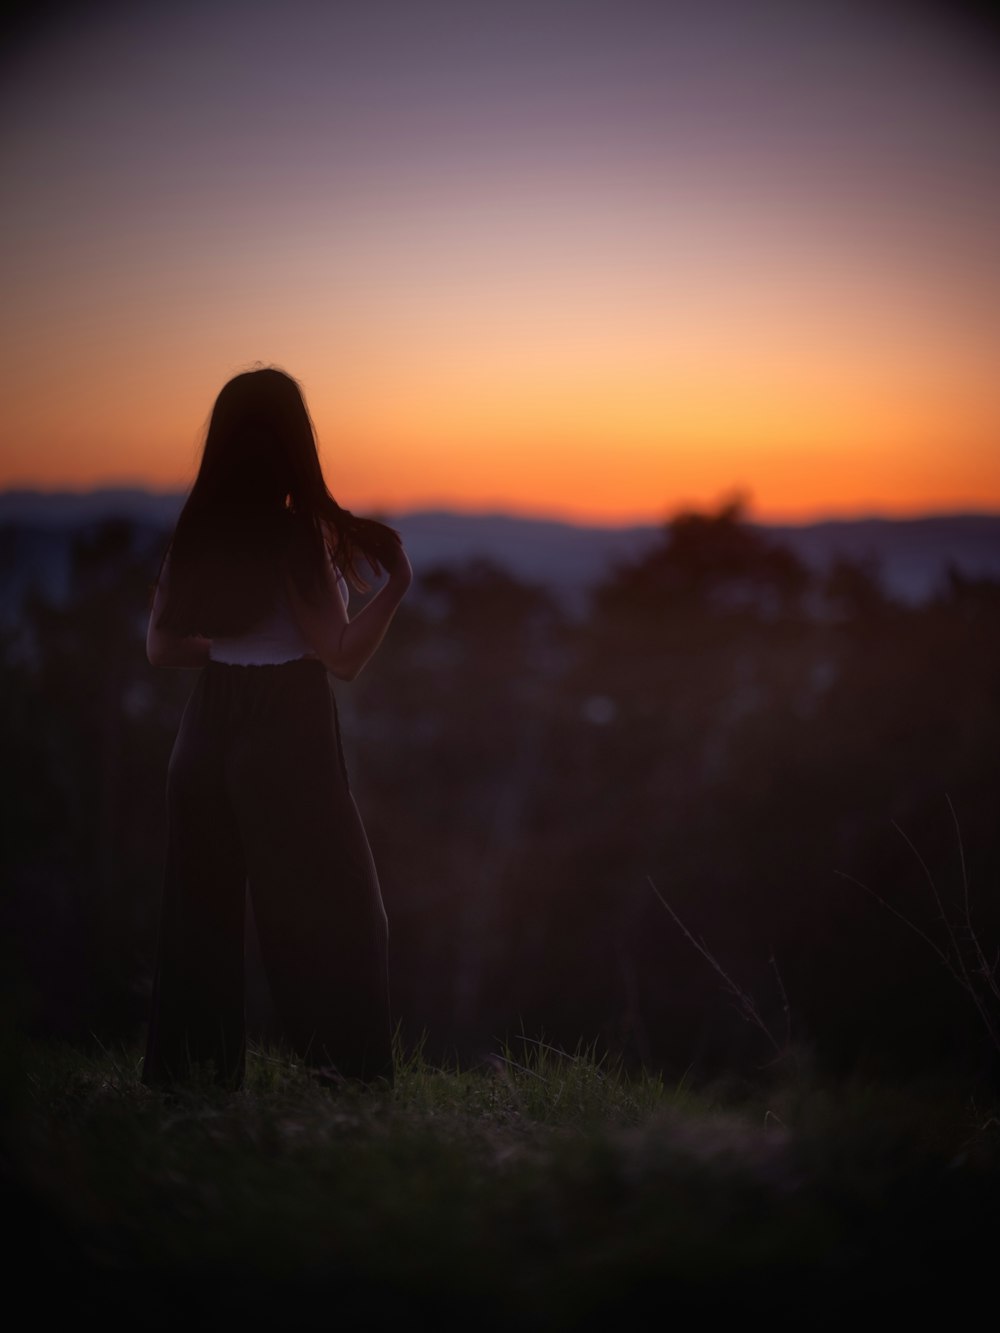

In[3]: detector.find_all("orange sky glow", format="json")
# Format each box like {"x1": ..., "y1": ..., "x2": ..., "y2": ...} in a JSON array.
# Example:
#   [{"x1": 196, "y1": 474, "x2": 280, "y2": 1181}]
[{"x1": 2, "y1": 1, "x2": 999, "y2": 524}]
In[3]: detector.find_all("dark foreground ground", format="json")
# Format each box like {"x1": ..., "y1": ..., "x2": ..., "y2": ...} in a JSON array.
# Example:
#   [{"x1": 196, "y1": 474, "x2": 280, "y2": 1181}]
[{"x1": 3, "y1": 1037, "x2": 999, "y2": 1327}]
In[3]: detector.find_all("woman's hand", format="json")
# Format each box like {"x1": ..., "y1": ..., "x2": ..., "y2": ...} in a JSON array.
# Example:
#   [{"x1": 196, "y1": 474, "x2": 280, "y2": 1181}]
[
  {"x1": 378, "y1": 534, "x2": 412, "y2": 588},
  {"x1": 359, "y1": 526, "x2": 411, "y2": 588}
]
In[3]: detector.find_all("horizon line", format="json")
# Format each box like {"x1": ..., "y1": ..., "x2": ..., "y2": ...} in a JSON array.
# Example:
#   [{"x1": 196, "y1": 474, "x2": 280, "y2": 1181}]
[{"x1": 2, "y1": 482, "x2": 999, "y2": 529}]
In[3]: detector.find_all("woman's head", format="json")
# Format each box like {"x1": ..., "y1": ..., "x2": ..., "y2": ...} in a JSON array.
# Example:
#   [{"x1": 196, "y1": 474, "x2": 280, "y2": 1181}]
[
  {"x1": 196, "y1": 366, "x2": 326, "y2": 510},
  {"x1": 157, "y1": 365, "x2": 400, "y2": 636}
]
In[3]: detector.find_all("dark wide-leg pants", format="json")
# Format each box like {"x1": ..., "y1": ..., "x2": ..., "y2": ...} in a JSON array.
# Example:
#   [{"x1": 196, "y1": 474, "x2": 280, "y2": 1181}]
[{"x1": 143, "y1": 659, "x2": 392, "y2": 1088}]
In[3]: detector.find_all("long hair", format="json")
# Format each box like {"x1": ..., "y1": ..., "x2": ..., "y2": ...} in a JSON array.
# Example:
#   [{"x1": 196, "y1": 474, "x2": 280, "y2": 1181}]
[{"x1": 157, "y1": 366, "x2": 400, "y2": 637}]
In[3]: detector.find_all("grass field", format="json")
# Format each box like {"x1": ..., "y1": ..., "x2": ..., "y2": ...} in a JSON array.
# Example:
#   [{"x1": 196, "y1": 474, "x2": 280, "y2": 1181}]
[{"x1": 3, "y1": 1033, "x2": 998, "y2": 1326}]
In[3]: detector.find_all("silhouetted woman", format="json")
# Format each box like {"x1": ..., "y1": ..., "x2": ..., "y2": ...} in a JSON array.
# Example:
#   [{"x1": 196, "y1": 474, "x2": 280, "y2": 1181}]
[{"x1": 143, "y1": 366, "x2": 410, "y2": 1088}]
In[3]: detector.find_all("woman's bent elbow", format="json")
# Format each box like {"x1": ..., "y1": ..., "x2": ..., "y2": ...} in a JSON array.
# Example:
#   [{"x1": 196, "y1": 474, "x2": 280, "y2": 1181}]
[
  {"x1": 326, "y1": 658, "x2": 362, "y2": 682},
  {"x1": 147, "y1": 633, "x2": 210, "y2": 669}
]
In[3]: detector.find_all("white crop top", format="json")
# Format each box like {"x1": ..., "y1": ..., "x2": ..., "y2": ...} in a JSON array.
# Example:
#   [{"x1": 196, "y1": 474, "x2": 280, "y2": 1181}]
[{"x1": 209, "y1": 573, "x2": 349, "y2": 666}]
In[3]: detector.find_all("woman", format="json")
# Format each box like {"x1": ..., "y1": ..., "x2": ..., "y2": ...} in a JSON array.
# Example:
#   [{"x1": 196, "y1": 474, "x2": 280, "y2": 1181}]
[{"x1": 143, "y1": 366, "x2": 411, "y2": 1089}]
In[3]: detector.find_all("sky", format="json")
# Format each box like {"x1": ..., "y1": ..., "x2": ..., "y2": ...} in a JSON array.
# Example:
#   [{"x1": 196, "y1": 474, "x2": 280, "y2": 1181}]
[{"x1": 2, "y1": 0, "x2": 999, "y2": 524}]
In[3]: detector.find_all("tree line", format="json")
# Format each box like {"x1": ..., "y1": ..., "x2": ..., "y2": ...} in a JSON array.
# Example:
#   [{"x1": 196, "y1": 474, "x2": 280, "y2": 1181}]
[{"x1": 2, "y1": 501, "x2": 998, "y2": 1082}]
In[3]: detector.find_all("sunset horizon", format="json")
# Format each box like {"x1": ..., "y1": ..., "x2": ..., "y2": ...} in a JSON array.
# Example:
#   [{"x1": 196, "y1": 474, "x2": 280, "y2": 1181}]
[
  {"x1": 3, "y1": 473, "x2": 998, "y2": 531},
  {"x1": 4, "y1": 2, "x2": 999, "y2": 530}
]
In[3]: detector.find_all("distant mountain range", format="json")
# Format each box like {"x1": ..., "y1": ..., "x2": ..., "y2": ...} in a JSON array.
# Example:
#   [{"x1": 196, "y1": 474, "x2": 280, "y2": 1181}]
[{"x1": 2, "y1": 488, "x2": 999, "y2": 615}]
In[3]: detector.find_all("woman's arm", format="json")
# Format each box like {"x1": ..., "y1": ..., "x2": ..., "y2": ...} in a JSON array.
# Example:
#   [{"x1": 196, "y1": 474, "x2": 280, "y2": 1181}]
[
  {"x1": 146, "y1": 553, "x2": 212, "y2": 668},
  {"x1": 287, "y1": 541, "x2": 412, "y2": 682}
]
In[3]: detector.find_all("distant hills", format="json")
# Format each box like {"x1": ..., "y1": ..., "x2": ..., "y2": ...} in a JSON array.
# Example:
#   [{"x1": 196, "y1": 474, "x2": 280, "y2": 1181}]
[
  {"x1": 2, "y1": 488, "x2": 999, "y2": 614},
  {"x1": 391, "y1": 508, "x2": 1000, "y2": 607}
]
